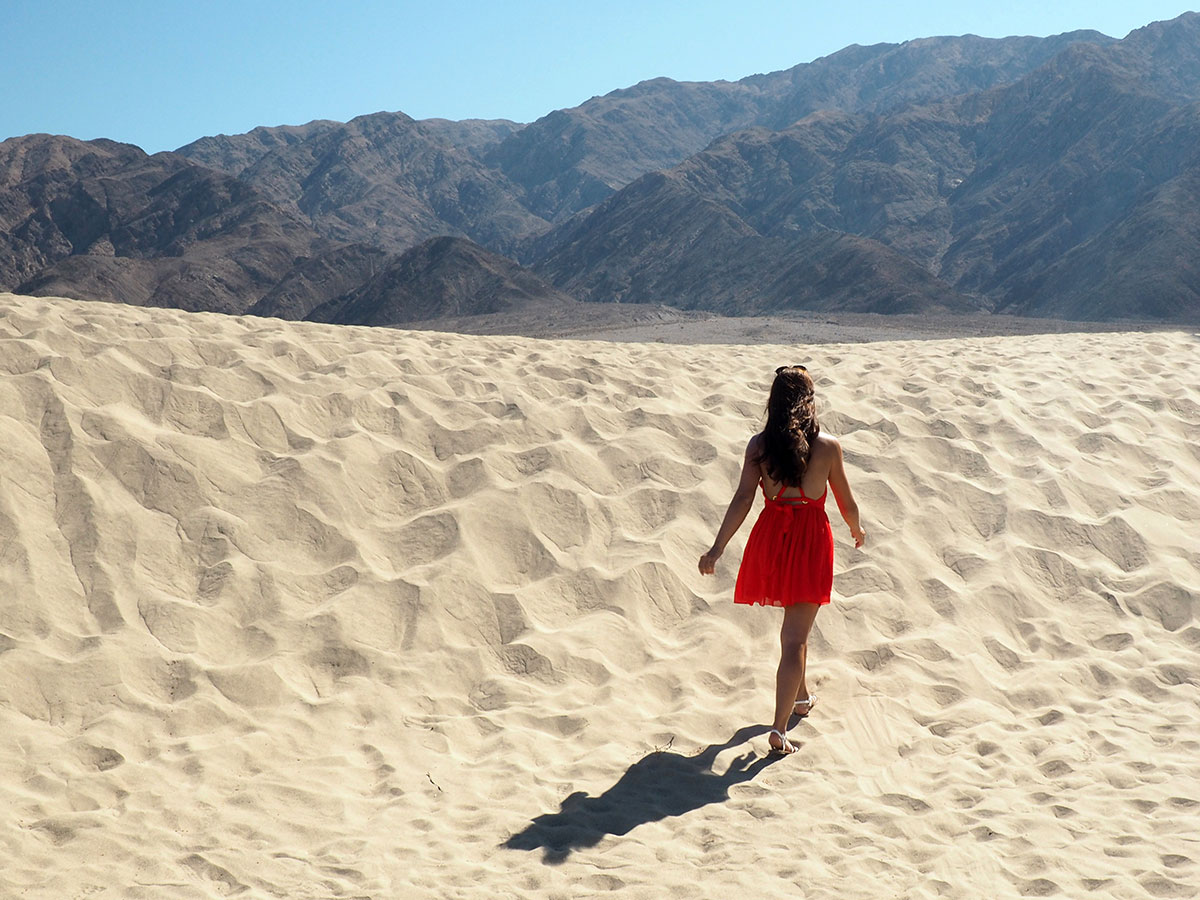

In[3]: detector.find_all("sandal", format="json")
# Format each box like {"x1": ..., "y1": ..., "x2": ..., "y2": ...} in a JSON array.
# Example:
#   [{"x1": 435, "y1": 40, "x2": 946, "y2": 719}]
[
  {"x1": 768, "y1": 728, "x2": 797, "y2": 755},
  {"x1": 793, "y1": 694, "x2": 818, "y2": 718}
]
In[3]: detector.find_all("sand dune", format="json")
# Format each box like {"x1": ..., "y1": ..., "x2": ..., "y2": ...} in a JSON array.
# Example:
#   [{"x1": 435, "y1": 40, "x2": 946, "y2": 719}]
[{"x1": 0, "y1": 292, "x2": 1197, "y2": 899}]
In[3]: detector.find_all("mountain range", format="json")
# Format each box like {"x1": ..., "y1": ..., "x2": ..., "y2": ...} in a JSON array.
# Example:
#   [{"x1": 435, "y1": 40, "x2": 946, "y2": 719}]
[{"x1": 2, "y1": 13, "x2": 1199, "y2": 324}]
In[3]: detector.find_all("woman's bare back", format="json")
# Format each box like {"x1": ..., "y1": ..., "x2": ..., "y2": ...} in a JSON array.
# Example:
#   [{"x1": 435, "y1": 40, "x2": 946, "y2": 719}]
[{"x1": 754, "y1": 431, "x2": 838, "y2": 500}]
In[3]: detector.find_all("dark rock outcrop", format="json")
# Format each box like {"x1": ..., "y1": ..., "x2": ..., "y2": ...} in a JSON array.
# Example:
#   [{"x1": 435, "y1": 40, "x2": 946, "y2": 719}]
[
  {"x1": 534, "y1": 170, "x2": 973, "y2": 314},
  {"x1": 306, "y1": 235, "x2": 576, "y2": 326},
  {"x1": 1, "y1": 135, "x2": 334, "y2": 314},
  {"x1": 248, "y1": 243, "x2": 391, "y2": 320}
]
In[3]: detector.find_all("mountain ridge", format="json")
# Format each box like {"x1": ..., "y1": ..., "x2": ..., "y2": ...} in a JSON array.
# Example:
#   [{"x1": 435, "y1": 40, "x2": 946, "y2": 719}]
[
  {"x1": 3, "y1": 14, "x2": 1199, "y2": 323},
  {"x1": 532, "y1": 13, "x2": 1200, "y2": 319}
]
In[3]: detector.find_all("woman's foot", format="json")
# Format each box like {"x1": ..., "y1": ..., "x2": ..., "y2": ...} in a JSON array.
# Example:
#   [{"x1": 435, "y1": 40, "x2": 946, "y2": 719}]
[
  {"x1": 768, "y1": 728, "x2": 797, "y2": 755},
  {"x1": 793, "y1": 694, "x2": 818, "y2": 718}
]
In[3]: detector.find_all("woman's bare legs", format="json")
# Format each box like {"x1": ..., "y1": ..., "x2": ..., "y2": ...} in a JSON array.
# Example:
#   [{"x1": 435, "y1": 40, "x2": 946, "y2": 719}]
[{"x1": 769, "y1": 603, "x2": 820, "y2": 751}]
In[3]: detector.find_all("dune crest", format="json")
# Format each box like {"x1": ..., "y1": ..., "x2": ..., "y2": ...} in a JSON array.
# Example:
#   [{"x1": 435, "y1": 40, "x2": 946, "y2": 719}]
[{"x1": 1, "y1": 293, "x2": 1197, "y2": 898}]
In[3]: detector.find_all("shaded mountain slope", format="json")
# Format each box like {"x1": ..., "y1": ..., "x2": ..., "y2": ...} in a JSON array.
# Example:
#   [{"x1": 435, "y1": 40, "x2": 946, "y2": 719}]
[
  {"x1": 997, "y1": 166, "x2": 1200, "y2": 319},
  {"x1": 1, "y1": 135, "x2": 335, "y2": 314},
  {"x1": 483, "y1": 80, "x2": 773, "y2": 221},
  {"x1": 751, "y1": 30, "x2": 1115, "y2": 129},
  {"x1": 307, "y1": 235, "x2": 576, "y2": 326},
  {"x1": 0, "y1": 136, "x2": 153, "y2": 287},
  {"x1": 168, "y1": 120, "x2": 344, "y2": 177},
  {"x1": 0, "y1": 136, "x2": 568, "y2": 324},
  {"x1": 534, "y1": 170, "x2": 973, "y2": 314},
  {"x1": 178, "y1": 112, "x2": 547, "y2": 254},
  {"x1": 247, "y1": 243, "x2": 391, "y2": 321}
]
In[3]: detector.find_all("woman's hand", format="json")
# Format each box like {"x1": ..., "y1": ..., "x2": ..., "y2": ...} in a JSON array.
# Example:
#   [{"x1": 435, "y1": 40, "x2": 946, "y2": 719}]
[
  {"x1": 698, "y1": 547, "x2": 722, "y2": 575},
  {"x1": 850, "y1": 525, "x2": 866, "y2": 549}
]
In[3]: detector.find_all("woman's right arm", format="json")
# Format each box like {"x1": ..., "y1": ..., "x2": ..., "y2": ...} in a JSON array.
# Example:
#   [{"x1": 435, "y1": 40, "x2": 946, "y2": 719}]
[
  {"x1": 828, "y1": 438, "x2": 865, "y2": 548},
  {"x1": 699, "y1": 436, "x2": 762, "y2": 575}
]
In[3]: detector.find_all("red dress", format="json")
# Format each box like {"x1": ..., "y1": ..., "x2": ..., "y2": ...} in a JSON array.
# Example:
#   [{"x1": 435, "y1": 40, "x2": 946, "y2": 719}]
[{"x1": 734, "y1": 480, "x2": 834, "y2": 607}]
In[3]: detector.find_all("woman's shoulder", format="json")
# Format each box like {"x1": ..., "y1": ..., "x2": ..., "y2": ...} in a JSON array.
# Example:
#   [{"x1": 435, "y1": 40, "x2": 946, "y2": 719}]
[{"x1": 814, "y1": 431, "x2": 841, "y2": 452}]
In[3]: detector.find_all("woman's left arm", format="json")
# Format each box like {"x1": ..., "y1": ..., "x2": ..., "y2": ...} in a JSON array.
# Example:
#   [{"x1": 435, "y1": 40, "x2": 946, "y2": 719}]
[{"x1": 699, "y1": 437, "x2": 761, "y2": 575}]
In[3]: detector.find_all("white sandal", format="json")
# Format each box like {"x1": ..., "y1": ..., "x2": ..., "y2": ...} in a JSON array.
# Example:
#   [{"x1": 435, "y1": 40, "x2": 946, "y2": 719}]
[
  {"x1": 793, "y1": 694, "x2": 818, "y2": 718},
  {"x1": 768, "y1": 728, "x2": 797, "y2": 755}
]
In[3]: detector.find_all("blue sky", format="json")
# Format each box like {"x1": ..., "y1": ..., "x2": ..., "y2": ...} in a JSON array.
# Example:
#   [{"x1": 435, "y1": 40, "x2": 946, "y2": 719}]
[{"x1": 4, "y1": 1, "x2": 1194, "y2": 153}]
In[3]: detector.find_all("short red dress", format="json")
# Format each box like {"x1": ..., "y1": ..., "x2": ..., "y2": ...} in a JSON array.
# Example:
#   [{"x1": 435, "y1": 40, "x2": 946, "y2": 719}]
[{"x1": 734, "y1": 480, "x2": 834, "y2": 607}]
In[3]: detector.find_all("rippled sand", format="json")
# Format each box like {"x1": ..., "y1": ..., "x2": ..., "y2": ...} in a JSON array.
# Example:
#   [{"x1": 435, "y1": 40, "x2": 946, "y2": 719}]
[{"x1": 1, "y1": 293, "x2": 1197, "y2": 899}]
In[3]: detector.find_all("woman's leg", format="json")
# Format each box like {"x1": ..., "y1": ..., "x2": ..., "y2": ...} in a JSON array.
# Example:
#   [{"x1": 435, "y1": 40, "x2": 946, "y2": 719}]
[
  {"x1": 796, "y1": 642, "x2": 810, "y2": 704},
  {"x1": 770, "y1": 603, "x2": 820, "y2": 747}
]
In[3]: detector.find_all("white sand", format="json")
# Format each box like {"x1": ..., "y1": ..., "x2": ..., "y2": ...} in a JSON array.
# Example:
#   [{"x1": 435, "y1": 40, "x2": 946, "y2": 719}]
[{"x1": 1, "y1": 292, "x2": 1197, "y2": 899}]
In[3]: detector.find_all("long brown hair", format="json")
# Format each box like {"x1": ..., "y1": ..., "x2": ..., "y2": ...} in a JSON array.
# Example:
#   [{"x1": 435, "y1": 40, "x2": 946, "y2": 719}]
[{"x1": 757, "y1": 366, "x2": 819, "y2": 486}]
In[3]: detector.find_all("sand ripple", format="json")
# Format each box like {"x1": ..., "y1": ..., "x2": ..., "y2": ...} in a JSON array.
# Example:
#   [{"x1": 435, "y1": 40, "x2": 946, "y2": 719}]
[{"x1": 1, "y1": 294, "x2": 1197, "y2": 898}]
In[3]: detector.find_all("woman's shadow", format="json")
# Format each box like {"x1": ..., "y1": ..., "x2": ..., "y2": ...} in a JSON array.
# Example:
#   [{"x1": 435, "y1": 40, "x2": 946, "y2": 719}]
[{"x1": 502, "y1": 724, "x2": 784, "y2": 863}]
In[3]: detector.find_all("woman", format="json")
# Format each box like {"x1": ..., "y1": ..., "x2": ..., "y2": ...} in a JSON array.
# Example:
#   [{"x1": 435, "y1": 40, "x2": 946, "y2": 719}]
[{"x1": 699, "y1": 365, "x2": 865, "y2": 755}]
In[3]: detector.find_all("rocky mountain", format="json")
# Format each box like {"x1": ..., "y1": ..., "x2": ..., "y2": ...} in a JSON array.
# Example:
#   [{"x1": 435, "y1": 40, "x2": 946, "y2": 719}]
[
  {"x1": 178, "y1": 112, "x2": 545, "y2": 255},
  {"x1": 489, "y1": 29, "x2": 1113, "y2": 222},
  {"x1": 3, "y1": 14, "x2": 1199, "y2": 323},
  {"x1": 0, "y1": 135, "x2": 333, "y2": 314},
  {"x1": 304, "y1": 235, "x2": 576, "y2": 326},
  {"x1": 0, "y1": 135, "x2": 561, "y2": 322},
  {"x1": 247, "y1": 243, "x2": 391, "y2": 321},
  {"x1": 533, "y1": 13, "x2": 1200, "y2": 320},
  {"x1": 176, "y1": 30, "x2": 1113, "y2": 243},
  {"x1": 532, "y1": 169, "x2": 972, "y2": 314}
]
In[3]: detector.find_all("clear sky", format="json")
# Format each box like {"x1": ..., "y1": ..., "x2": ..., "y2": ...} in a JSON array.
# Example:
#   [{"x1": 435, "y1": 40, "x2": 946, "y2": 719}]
[{"x1": 4, "y1": 1, "x2": 1194, "y2": 153}]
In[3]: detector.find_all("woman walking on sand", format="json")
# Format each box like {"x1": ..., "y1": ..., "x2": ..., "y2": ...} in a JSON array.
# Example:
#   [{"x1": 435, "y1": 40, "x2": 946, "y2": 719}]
[{"x1": 699, "y1": 365, "x2": 864, "y2": 755}]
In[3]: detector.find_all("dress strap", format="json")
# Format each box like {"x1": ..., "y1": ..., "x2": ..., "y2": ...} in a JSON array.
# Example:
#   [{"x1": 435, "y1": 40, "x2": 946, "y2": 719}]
[{"x1": 766, "y1": 481, "x2": 809, "y2": 503}]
